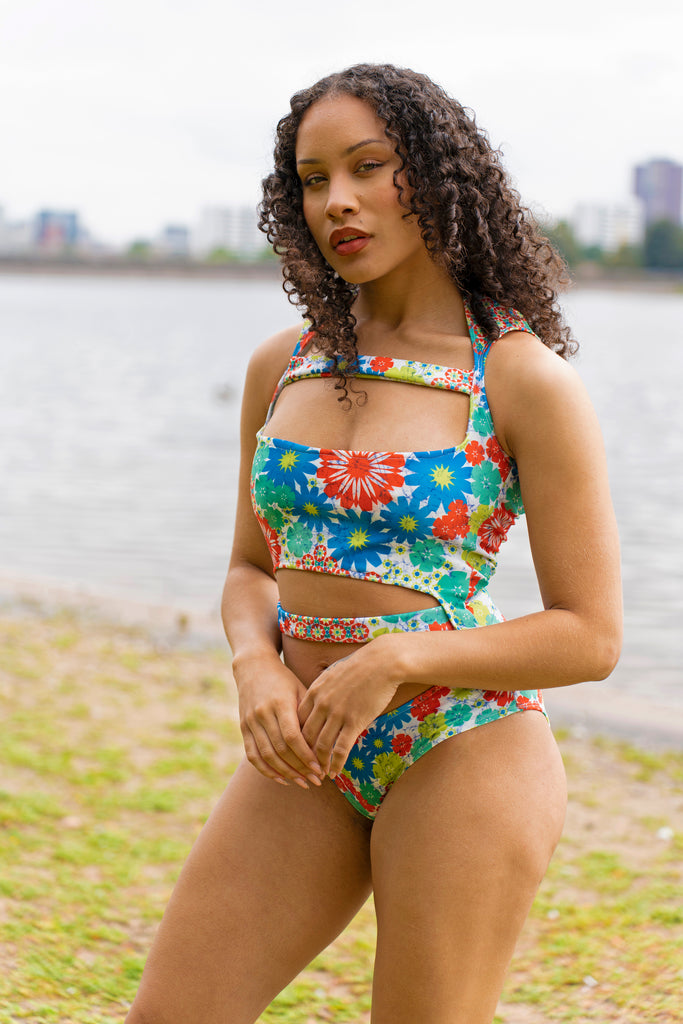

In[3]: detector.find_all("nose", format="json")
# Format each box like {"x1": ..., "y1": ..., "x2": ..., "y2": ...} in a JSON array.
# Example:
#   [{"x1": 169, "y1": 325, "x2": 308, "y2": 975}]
[{"x1": 324, "y1": 174, "x2": 359, "y2": 221}]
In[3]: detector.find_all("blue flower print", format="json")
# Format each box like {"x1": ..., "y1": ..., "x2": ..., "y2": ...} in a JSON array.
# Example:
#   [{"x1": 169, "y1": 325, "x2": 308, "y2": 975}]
[
  {"x1": 297, "y1": 493, "x2": 335, "y2": 532},
  {"x1": 264, "y1": 443, "x2": 319, "y2": 492},
  {"x1": 376, "y1": 494, "x2": 428, "y2": 544},
  {"x1": 326, "y1": 510, "x2": 392, "y2": 574},
  {"x1": 405, "y1": 451, "x2": 471, "y2": 513}
]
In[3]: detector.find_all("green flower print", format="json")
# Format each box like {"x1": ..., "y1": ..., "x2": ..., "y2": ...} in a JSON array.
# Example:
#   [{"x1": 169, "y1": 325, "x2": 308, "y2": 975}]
[
  {"x1": 253, "y1": 478, "x2": 296, "y2": 531},
  {"x1": 436, "y1": 570, "x2": 469, "y2": 607},
  {"x1": 285, "y1": 521, "x2": 313, "y2": 558},
  {"x1": 409, "y1": 539, "x2": 445, "y2": 573},
  {"x1": 252, "y1": 440, "x2": 269, "y2": 476},
  {"x1": 471, "y1": 462, "x2": 501, "y2": 504},
  {"x1": 417, "y1": 711, "x2": 448, "y2": 741},
  {"x1": 385, "y1": 364, "x2": 428, "y2": 385},
  {"x1": 504, "y1": 475, "x2": 524, "y2": 515},
  {"x1": 467, "y1": 504, "x2": 493, "y2": 536},
  {"x1": 373, "y1": 752, "x2": 407, "y2": 787},
  {"x1": 471, "y1": 402, "x2": 493, "y2": 436},
  {"x1": 468, "y1": 599, "x2": 499, "y2": 626}
]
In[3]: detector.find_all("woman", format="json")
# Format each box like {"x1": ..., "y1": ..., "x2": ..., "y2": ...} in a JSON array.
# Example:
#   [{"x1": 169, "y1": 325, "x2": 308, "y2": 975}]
[{"x1": 126, "y1": 64, "x2": 622, "y2": 1024}]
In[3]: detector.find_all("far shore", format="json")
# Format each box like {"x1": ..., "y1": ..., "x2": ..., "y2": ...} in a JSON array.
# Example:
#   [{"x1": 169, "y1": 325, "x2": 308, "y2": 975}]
[{"x1": 1, "y1": 255, "x2": 683, "y2": 292}]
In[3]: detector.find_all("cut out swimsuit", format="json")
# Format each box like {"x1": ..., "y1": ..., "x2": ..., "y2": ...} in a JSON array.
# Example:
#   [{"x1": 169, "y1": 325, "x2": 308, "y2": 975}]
[{"x1": 251, "y1": 297, "x2": 546, "y2": 818}]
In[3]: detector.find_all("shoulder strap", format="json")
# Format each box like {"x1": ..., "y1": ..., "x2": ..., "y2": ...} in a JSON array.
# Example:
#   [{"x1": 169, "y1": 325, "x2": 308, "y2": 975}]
[
  {"x1": 466, "y1": 296, "x2": 535, "y2": 359},
  {"x1": 264, "y1": 323, "x2": 314, "y2": 425}
]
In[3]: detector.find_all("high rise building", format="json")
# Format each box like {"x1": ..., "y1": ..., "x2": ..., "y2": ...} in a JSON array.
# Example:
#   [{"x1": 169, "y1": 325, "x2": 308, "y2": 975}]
[
  {"x1": 34, "y1": 209, "x2": 81, "y2": 250},
  {"x1": 193, "y1": 205, "x2": 263, "y2": 258},
  {"x1": 572, "y1": 201, "x2": 644, "y2": 252},
  {"x1": 633, "y1": 159, "x2": 682, "y2": 226}
]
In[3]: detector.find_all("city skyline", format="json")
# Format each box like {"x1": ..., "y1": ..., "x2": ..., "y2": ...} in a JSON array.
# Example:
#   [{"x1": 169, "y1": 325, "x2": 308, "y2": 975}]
[
  {"x1": 2, "y1": 154, "x2": 679, "y2": 260},
  {"x1": 1, "y1": 0, "x2": 681, "y2": 246}
]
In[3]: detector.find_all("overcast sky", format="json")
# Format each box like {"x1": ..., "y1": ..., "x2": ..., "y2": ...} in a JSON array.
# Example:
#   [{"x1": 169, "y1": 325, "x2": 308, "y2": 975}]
[{"x1": 1, "y1": 0, "x2": 681, "y2": 244}]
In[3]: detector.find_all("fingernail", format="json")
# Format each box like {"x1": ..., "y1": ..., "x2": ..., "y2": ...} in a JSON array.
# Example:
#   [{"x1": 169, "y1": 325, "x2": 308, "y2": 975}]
[
  {"x1": 294, "y1": 778, "x2": 309, "y2": 791},
  {"x1": 307, "y1": 774, "x2": 322, "y2": 787},
  {"x1": 274, "y1": 778, "x2": 288, "y2": 787},
  {"x1": 310, "y1": 762, "x2": 323, "y2": 775}
]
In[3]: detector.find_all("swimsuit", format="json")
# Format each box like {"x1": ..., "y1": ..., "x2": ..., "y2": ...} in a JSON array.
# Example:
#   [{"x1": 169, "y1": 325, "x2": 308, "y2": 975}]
[{"x1": 251, "y1": 297, "x2": 547, "y2": 818}]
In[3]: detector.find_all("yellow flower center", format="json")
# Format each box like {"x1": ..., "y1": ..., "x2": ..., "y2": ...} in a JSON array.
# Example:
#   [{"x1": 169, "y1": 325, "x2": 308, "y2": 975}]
[
  {"x1": 431, "y1": 465, "x2": 454, "y2": 489},
  {"x1": 399, "y1": 514, "x2": 418, "y2": 533},
  {"x1": 349, "y1": 528, "x2": 368, "y2": 550}
]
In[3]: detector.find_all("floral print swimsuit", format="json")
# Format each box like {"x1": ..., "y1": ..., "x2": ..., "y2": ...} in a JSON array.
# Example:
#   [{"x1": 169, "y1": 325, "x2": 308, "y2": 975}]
[{"x1": 251, "y1": 298, "x2": 547, "y2": 819}]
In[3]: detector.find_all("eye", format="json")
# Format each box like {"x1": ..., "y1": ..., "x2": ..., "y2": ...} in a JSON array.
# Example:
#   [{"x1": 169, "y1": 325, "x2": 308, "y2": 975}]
[
  {"x1": 356, "y1": 160, "x2": 383, "y2": 174},
  {"x1": 302, "y1": 173, "x2": 326, "y2": 188}
]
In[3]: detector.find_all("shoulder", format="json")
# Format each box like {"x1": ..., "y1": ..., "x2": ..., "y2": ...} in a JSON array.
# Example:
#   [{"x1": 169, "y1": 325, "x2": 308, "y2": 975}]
[
  {"x1": 244, "y1": 323, "x2": 304, "y2": 408},
  {"x1": 485, "y1": 330, "x2": 594, "y2": 458}
]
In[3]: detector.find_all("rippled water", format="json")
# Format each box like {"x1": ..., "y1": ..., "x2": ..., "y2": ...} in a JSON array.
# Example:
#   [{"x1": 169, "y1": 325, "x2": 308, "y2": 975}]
[{"x1": 1, "y1": 273, "x2": 682, "y2": 709}]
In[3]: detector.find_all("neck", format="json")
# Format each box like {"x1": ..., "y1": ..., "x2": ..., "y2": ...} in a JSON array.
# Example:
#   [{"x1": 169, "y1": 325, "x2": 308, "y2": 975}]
[{"x1": 353, "y1": 254, "x2": 468, "y2": 337}]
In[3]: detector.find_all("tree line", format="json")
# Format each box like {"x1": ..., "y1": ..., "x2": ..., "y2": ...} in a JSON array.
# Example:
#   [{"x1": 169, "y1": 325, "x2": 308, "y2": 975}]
[{"x1": 543, "y1": 219, "x2": 683, "y2": 271}]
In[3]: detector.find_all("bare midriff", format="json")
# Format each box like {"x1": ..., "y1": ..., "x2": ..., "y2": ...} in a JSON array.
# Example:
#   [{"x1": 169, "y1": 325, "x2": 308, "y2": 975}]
[{"x1": 276, "y1": 568, "x2": 441, "y2": 713}]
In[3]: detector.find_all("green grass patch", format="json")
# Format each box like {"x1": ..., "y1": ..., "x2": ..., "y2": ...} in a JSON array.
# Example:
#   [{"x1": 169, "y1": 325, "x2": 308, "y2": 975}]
[{"x1": 1, "y1": 610, "x2": 681, "y2": 1023}]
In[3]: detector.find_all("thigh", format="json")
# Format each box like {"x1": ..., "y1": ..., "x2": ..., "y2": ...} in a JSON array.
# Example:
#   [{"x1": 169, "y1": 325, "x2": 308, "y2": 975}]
[
  {"x1": 369, "y1": 711, "x2": 567, "y2": 1024},
  {"x1": 126, "y1": 760, "x2": 373, "y2": 1024}
]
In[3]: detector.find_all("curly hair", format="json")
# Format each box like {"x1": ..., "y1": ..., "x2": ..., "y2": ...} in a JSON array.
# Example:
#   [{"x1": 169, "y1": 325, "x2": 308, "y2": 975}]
[{"x1": 259, "y1": 63, "x2": 576, "y2": 398}]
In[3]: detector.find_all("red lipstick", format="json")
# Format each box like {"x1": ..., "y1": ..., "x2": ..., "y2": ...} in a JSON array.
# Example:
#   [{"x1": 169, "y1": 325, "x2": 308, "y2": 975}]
[{"x1": 329, "y1": 227, "x2": 370, "y2": 255}]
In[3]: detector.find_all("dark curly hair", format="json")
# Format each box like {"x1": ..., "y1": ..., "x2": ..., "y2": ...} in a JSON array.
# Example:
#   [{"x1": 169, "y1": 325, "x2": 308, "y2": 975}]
[{"x1": 259, "y1": 63, "x2": 576, "y2": 395}]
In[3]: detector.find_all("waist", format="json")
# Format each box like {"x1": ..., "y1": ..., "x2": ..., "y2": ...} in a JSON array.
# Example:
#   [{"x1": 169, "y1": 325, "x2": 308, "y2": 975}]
[{"x1": 277, "y1": 601, "x2": 455, "y2": 644}]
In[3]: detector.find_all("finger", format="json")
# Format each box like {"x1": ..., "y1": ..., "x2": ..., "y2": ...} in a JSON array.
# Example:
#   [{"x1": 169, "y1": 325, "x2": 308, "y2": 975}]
[
  {"x1": 328, "y1": 724, "x2": 363, "y2": 778},
  {"x1": 311, "y1": 718, "x2": 345, "y2": 776},
  {"x1": 252, "y1": 719, "x2": 324, "y2": 788},
  {"x1": 277, "y1": 718, "x2": 324, "y2": 780},
  {"x1": 247, "y1": 721, "x2": 313, "y2": 788},
  {"x1": 241, "y1": 729, "x2": 290, "y2": 786}
]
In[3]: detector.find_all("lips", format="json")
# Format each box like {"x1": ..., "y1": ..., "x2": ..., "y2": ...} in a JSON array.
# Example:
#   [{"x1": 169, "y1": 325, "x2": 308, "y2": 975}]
[{"x1": 329, "y1": 227, "x2": 370, "y2": 255}]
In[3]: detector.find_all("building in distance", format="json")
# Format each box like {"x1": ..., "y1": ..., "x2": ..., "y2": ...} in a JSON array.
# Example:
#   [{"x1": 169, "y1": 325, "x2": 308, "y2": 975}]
[
  {"x1": 572, "y1": 201, "x2": 644, "y2": 253},
  {"x1": 633, "y1": 159, "x2": 682, "y2": 226},
  {"x1": 192, "y1": 205, "x2": 264, "y2": 260}
]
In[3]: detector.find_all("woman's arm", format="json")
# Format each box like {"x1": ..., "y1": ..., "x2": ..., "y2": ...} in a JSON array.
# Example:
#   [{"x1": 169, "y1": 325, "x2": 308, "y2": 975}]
[
  {"x1": 222, "y1": 327, "x2": 324, "y2": 788},
  {"x1": 299, "y1": 332, "x2": 623, "y2": 774}
]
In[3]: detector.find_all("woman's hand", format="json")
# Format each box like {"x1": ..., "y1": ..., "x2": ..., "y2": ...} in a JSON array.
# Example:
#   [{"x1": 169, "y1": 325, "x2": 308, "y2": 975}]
[
  {"x1": 297, "y1": 635, "x2": 402, "y2": 778},
  {"x1": 234, "y1": 651, "x2": 325, "y2": 789}
]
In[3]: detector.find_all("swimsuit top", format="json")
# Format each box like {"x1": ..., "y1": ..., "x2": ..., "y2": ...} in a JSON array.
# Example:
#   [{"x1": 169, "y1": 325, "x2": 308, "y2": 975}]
[{"x1": 250, "y1": 297, "x2": 535, "y2": 630}]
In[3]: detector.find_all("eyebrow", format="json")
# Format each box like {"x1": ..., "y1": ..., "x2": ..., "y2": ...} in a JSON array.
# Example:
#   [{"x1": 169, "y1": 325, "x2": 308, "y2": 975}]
[{"x1": 296, "y1": 138, "x2": 388, "y2": 165}]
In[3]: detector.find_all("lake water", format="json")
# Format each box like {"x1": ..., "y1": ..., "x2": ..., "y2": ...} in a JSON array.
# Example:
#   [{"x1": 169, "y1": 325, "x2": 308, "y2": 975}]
[{"x1": 1, "y1": 272, "x2": 682, "y2": 714}]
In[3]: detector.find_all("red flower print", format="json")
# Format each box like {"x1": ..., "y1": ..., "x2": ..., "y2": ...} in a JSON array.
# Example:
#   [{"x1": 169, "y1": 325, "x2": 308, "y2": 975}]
[
  {"x1": 483, "y1": 690, "x2": 514, "y2": 708},
  {"x1": 370, "y1": 356, "x2": 395, "y2": 372},
  {"x1": 255, "y1": 514, "x2": 281, "y2": 568},
  {"x1": 486, "y1": 437, "x2": 510, "y2": 477},
  {"x1": 479, "y1": 506, "x2": 516, "y2": 553},
  {"x1": 428, "y1": 620, "x2": 454, "y2": 631},
  {"x1": 433, "y1": 499, "x2": 470, "y2": 540},
  {"x1": 334, "y1": 773, "x2": 375, "y2": 814},
  {"x1": 392, "y1": 733, "x2": 413, "y2": 755},
  {"x1": 317, "y1": 450, "x2": 405, "y2": 511},
  {"x1": 465, "y1": 440, "x2": 485, "y2": 466},
  {"x1": 411, "y1": 686, "x2": 450, "y2": 721},
  {"x1": 516, "y1": 694, "x2": 544, "y2": 712}
]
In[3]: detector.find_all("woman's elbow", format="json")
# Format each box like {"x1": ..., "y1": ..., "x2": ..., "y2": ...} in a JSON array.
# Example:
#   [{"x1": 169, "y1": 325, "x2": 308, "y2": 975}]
[{"x1": 588, "y1": 618, "x2": 623, "y2": 681}]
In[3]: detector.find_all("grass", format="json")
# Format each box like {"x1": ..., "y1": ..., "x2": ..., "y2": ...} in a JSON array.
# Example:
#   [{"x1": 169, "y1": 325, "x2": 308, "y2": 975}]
[{"x1": 1, "y1": 609, "x2": 682, "y2": 1023}]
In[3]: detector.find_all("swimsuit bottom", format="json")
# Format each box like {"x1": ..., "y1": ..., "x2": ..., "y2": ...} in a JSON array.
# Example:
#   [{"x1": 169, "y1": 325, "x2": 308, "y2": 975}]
[{"x1": 279, "y1": 604, "x2": 547, "y2": 820}]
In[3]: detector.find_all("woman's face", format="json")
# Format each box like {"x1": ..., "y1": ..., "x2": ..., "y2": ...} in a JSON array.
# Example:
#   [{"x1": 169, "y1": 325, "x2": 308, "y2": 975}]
[{"x1": 295, "y1": 94, "x2": 428, "y2": 285}]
